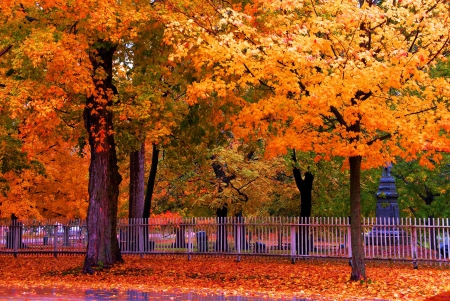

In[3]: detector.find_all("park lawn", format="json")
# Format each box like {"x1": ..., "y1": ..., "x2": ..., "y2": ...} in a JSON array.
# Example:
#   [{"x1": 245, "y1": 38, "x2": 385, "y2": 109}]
[{"x1": 0, "y1": 256, "x2": 449, "y2": 300}]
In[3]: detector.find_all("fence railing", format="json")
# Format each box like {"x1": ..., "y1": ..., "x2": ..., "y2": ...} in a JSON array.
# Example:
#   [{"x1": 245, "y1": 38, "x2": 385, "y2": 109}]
[{"x1": 1, "y1": 217, "x2": 449, "y2": 264}]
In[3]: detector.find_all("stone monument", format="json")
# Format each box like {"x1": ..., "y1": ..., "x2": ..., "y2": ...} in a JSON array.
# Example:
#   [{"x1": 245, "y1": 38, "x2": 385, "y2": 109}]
[
  {"x1": 375, "y1": 164, "x2": 400, "y2": 222},
  {"x1": 366, "y1": 164, "x2": 408, "y2": 246}
]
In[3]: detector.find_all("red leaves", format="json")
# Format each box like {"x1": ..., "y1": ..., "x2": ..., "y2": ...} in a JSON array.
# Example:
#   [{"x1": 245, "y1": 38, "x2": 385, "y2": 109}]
[
  {"x1": 425, "y1": 292, "x2": 450, "y2": 301},
  {"x1": 0, "y1": 256, "x2": 449, "y2": 300}
]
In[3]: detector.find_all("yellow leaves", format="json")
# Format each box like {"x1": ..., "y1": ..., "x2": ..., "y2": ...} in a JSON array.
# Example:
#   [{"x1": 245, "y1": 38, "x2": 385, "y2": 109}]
[{"x1": 170, "y1": 0, "x2": 449, "y2": 168}]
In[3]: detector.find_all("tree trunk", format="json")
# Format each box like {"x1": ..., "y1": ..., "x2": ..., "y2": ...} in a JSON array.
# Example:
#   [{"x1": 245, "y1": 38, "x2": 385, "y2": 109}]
[
  {"x1": 126, "y1": 142, "x2": 145, "y2": 252},
  {"x1": 234, "y1": 211, "x2": 248, "y2": 251},
  {"x1": 297, "y1": 172, "x2": 314, "y2": 217},
  {"x1": 143, "y1": 143, "x2": 159, "y2": 219},
  {"x1": 83, "y1": 41, "x2": 123, "y2": 274},
  {"x1": 292, "y1": 150, "x2": 314, "y2": 255},
  {"x1": 129, "y1": 142, "x2": 145, "y2": 219},
  {"x1": 141, "y1": 143, "x2": 159, "y2": 251},
  {"x1": 173, "y1": 225, "x2": 187, "y2": 248},
  {"x1": 6, "y1": 214, "x2": 25, "y2": 251},
  {"x1": 216, "y1": 206, "x2": 228, "y2": 252},
  {"x1": 349, "y1": 156, "x2": 366, "y2": 281}
]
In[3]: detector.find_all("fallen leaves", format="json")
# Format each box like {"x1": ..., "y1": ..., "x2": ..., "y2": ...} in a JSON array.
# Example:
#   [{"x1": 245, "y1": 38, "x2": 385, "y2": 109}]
[{"x1": 0, "y1": 256, "x2": 449, "y2": 300}]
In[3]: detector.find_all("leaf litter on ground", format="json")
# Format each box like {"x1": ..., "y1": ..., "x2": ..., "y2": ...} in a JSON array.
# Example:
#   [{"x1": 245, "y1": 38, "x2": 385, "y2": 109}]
[{"x1": 0, "y1": 256, "x2": 449, "y2": 300}]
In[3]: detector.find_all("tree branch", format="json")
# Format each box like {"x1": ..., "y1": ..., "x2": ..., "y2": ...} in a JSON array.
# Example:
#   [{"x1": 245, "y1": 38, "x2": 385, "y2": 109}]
[
  {"x1": 367, "y1": 133, "x2": 392, "y2": 146},
  {"x1": 408, "y1": 27, "x2": 421, "y2": 53},
  {"x1": 425, "y1": 36, "x2": 450, "y2": 67},
  {"x1": 330, "y1": 106, "x2": 348, "y2": 128},
  {"x1": 243, "y1": 63, "x2": 275, "y2": 94},
  {"x1": 0, "y1": 45, "x2": 12, "y2": 57},
  {"x1": 401, "y1": 106, "x2": 437, "y2": 118}
]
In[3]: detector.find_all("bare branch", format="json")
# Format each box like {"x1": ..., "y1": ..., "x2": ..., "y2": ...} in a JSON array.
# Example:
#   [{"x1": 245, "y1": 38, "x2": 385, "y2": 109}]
[{"x1": 400, "y1": 106, "x2": 437, "y2": 118}]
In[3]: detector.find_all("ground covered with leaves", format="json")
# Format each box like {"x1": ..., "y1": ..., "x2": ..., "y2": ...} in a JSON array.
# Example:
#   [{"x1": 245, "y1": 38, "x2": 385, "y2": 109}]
[{"x1": 0, "y1": 256, "x2": 449, "y2": 300}]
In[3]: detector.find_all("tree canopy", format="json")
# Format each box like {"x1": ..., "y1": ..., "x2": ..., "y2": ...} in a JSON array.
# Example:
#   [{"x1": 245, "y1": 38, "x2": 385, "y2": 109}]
[
  {"x1": 165, "y1": 0, "x2": 450, "y2": 280},
  {"x1": 1, "y1": 0, "x2": 449, "y2": 280}
]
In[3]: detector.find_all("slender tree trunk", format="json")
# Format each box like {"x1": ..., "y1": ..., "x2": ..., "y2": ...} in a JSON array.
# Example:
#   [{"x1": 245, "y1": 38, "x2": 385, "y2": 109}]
[
  {"x1": 129, "y1": 142, "x2": 145, "y2": 219},
  {"x1": 210, "y1": 157, "x2": 233, "y2": 252},
  {"x1": 143, "y1": 143, "x2": 159, "y2": 219},
  {"x1": 83, "y1": 41, "x2": 123, "y2": 274},
  {"x1": 234, "y1": 211, "x2": 248, "y2": 250},
  {"x1": 141, "y1": 143, "x2": 159, "y2": 251},
  {"x1": 298, "y1": 172, "x2": 314, "y2": 217},
  {"x1": 349, "y1": 155, "x2": 366, "y2": 281},
  {"x1": 292, "y1": 150, "x2": 314, "y2": 255},
  {"x1": 216, "y1": 206, "x2": 228, "y2": 252},
  {"x1": 7, "y1": 214, "x2": 25, "y2": 250},
  {"x1": 292, "y1": 150, "x2": 314, "y2": 216},
  {"x1": 174, "y1": 226, "x2": 187, "y2": 248},
  {"x1": 126, "y1": 142, "x2": 145, "y2": 252}
]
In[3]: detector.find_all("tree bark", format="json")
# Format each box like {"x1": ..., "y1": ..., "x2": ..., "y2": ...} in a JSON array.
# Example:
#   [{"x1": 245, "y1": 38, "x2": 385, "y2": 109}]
[
  {"x1": 293, "y1": 170, "x2": 314, "y2": 217},
  {"x1": 140, "y1": 143, "x2": 159, "y2": 252},
  {"x1": 125, "y1": 142, "x2": 145, "y2": 252},
  {"x1": 129, "y1": 142, "x2": 145, "y2": 219},
  {"x1": 83, "y1": 41, "x2": 123, "y2": 274},
  {"x1": 349, "y1": 156, "x2": 366, "y2": 281},
  {"x1": 174, "y1": 225, "x2": 187, "y2": 248},
  {"x1": 234, "y1": 211, "x2": 248, "y2": 250},
  {"x1": 210, "y1": 157, "x2": 233, "y2": 252},
  {"x1": 292, "y1": 150, "x2": 314, "y2": 255},
  {"x1": 292, "y1": 150, "x2": 314, "y2": 217},
  {"x1": 143, "y1": 143, "x2": 159, "y2": 219},
  {"x1": 6, "y1": 214, "x2": 26, "y2": 251},
  {"x1": 216, "y1": 206, "x2": 228, "y2": 252}
]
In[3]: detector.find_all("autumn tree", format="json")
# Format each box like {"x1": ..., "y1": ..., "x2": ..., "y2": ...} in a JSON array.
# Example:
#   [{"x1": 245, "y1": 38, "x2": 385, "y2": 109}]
[
  {"x1": 0, "y1": 0, "x2": 189, "y2": 272},
  {"x1": 0, "y1": 15, "x2": 89, "y2": 220},
  {"x1": 165, "y1": 0, "x2": 450, "y2": 280},
  {"x1": 114, "y1": 24, "x2": 168, "y2": 220}
]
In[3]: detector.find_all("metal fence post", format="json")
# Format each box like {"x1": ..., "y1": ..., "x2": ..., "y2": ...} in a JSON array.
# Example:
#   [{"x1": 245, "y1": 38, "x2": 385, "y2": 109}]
[
  {"x1": 236, "y1": 217, "x2": 241, "y2": 262},
  {"x1": 139, "y1": 219, "x2": 144, "y2": 258},
  {"x1": 13, "y1": 222, "x2": 18, "y2": 258},
  {"x1": 188, "y1": 223, "x2": 192, "y2": 261},
  {"x1": 411, "y1": 224, "x2": 418, "y2": 269},
  {"x1": 347, "y1": 219, "x2": 352, "y2": 260},
  {"x1": 53, "y1": 225, "x2": 58, "y2": 258},
  {"x1": 290, "y1": 223, "x2": 296, "y2": 264}
]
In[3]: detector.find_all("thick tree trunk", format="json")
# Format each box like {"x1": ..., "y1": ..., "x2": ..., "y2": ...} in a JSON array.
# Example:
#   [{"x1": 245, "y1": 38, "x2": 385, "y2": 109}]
[
  {"x1": 143, "y1": 143, "x2": 159, "y2": 219},
  {"x1": 83, "y1": 42, "x2": 123, "y2": 274},
  {"x1": 349, "y1": 156, "x2": 366, "y2": 281}
]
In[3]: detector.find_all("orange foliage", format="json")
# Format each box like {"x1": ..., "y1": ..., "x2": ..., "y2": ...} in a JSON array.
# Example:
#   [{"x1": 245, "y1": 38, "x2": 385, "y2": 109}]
[
  {"x1": 151, "y1": 211, "x2": 182, "y2": 219},
  {"x1": 0, "y1": 256, "x2": 450, "y2": 300},
  {"x1": 165, "y1": 0, "x2": 450, "y2": 169},
  {"x1": 0, "y1": 139, "x2": 89, "y2": 220}
]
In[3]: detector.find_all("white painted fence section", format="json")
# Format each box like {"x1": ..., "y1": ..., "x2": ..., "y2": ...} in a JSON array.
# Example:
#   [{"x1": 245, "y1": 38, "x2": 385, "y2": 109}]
[{"x1": 0, "y1": 217, "x2": 449, "y2": 263}]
